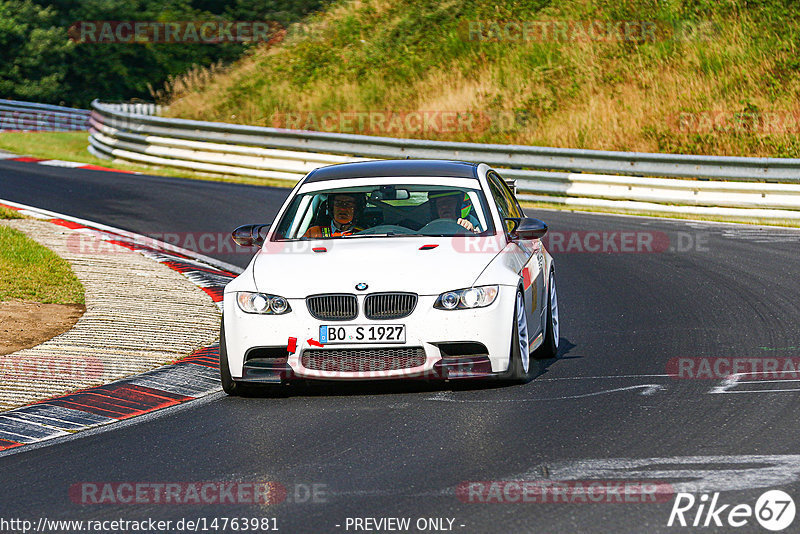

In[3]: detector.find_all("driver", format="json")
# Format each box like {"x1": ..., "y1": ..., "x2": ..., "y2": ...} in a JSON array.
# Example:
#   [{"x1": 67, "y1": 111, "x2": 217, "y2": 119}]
[
  {"x1": 304, "y1": 192, "x2": 365, "y2": 237},
  {"x1": 427, "y1": 190, "x2": 480, "y2": 233}
]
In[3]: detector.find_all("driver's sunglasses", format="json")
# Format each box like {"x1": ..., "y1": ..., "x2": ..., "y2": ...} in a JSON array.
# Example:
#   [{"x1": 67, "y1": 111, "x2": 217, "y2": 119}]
[{"x1": 333, "y1": 199, "x2": 356, "y2": 209}]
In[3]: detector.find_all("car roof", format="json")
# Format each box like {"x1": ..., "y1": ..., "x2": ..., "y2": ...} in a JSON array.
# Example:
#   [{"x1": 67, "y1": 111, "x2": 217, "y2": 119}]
[{"x1": 303, "y1": 159, "x2": 480, "y2": 183}]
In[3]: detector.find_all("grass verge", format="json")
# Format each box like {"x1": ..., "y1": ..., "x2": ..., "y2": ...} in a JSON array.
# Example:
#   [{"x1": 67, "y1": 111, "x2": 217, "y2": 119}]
[
  {"x1": 0, "y1": 215, "x2": 85, "y2": 304},
  {"x1": 160, "y1": 0, "x2": 800, "y2": 159},
  {"x1": 0, "y1": 206, "x2": 24, "y2": 219}
]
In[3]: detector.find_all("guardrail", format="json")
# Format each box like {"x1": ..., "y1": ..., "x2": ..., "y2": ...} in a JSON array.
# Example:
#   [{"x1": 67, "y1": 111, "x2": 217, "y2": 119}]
[
  {"x1": 88, "y1": 100, "x2": 800, "y2": 221},
  {"x1": 99, "y1": 102, "x2": 163, "y2": 116},
  {"x1": 0, "y1": 99, "x2": 91, "y2": 131}
]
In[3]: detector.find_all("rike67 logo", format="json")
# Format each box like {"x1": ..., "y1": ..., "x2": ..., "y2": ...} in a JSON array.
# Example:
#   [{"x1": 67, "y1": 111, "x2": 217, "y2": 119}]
[{"x1": 668, "y1": 490, "x2": 795, "y2": 531}]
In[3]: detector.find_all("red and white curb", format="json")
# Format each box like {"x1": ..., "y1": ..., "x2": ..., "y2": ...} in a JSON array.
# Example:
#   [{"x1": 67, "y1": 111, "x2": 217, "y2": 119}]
[
  {"x1": 0, "y1": 199, "x2": 241, "y2": 454},
  {"x1": 0, "y1": 151, "x2": 139, "y2": 174}
]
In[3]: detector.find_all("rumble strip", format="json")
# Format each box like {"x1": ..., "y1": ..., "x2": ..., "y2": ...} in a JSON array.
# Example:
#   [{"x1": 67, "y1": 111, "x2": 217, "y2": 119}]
[{"x1": 0, "y1": 199, "x2": 239, "y2": 453}]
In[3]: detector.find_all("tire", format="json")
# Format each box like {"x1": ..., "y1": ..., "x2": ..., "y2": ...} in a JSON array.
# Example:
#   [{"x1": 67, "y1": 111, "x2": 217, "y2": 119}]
[
  {"x1": 219, "y1": 318, "x2": 241, "y2": 395},
  {"x1": 532, "y1": 269, "x2": 559, "y2": 360},
  {"x1": 503, "y1": 288, "x2": 532, "y2": 383}
]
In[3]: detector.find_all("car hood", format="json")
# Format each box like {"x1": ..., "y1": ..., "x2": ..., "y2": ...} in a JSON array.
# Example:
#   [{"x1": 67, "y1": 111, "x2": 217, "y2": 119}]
[{"x1": 252, "y1": 236, "x2": 505, "y2": 298}]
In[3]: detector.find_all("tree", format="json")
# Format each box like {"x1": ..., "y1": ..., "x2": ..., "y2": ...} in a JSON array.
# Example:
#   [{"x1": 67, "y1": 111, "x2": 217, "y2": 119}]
[
  {"x1": 1, "y1": 0, "x2": 327, "y2": 106},
  {"x1": 0, "y1": 0, "x2": 70, "y2": 102}
]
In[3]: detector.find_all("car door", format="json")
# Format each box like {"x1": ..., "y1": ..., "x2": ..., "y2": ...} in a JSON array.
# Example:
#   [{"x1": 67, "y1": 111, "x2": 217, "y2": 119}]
[
  {"x1": 499, "y1": 176, "x2": 546, "y2": 328},
  {"x1": 486, "y1": 171, "x2": 545, "y2": 341}
]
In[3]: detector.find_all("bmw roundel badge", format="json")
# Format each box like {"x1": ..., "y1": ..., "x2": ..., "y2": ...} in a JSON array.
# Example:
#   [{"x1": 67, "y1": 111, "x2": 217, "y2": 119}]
[{"x1": 355, "y1": 282, "x2": 368, "y2": 291}]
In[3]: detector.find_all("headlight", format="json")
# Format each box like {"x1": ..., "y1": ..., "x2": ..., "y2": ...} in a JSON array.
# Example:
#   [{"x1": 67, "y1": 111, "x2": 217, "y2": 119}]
[
  {"x1": 236, "y1": 292, "x2": 292, "y2": 314},
  {"x1": 434, "y1": 285, "x2": 499, "y2": 310}
]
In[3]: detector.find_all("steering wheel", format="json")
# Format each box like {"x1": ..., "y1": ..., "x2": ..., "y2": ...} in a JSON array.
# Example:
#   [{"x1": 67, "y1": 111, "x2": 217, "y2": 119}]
[
  {"x1": 419, "y1": 218, "x2": 473, "y2": 234},
  {"x1": 355, "y1": 224, "x2": 417, "y2": 235}
]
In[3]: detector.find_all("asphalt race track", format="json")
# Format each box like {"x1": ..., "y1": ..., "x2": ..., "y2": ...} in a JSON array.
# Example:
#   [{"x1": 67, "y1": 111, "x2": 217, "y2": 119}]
[{"x1": 3, "y1": 160, "x2": 800, "y2": 532}]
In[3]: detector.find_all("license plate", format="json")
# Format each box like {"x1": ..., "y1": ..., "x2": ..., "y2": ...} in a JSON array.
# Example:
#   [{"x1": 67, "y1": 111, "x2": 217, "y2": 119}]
[{"x1": 319, "y1": 324, "x2": 406, "y2": 344}]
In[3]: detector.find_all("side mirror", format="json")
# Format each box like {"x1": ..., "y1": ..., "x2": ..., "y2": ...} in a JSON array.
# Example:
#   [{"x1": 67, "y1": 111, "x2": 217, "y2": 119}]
[
  {"x1": 232, "y1": 224, "x2": 271, "y2": 247},
  {"x1": 506, "y1": 217, "x2": 547, "y2": 240}
]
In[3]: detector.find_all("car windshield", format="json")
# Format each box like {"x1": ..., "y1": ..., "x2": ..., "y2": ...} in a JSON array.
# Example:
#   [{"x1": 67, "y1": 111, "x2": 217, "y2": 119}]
[{"x1": 274, "y1": 183, "x2": 495, "y2": 239}]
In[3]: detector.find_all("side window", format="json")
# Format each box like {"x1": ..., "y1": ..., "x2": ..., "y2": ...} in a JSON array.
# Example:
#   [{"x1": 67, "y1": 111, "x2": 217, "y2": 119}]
[
  {"x1": 488, "y1": 175, "x2": 510, "y2": 217},
  {"x1": 490, "y1": 172, "x2": 523, "y2": 217},
  {"x1": 488, "y1": 172, "x2": 520, "y2": 232}
]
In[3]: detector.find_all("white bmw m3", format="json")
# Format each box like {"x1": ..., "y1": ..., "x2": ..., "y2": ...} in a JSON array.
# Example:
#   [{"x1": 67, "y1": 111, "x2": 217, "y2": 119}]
[{"x1": 220, "y1": 159, "x2": 558, "y2": 394}]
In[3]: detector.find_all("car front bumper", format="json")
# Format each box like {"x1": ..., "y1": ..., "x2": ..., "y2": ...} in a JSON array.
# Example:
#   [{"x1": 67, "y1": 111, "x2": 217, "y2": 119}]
[{"x1": 222, "y1": 290, "x2": 516, "y2": 382}]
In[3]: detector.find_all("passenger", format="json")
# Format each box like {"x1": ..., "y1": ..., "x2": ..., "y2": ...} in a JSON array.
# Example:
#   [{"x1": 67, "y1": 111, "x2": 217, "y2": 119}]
[
  {"x1": 304, "y1": 192, "x2": 365, "y2": 237},
  {"x1": 427, "y1": 190, "x2": 480, "y2": 233}
]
